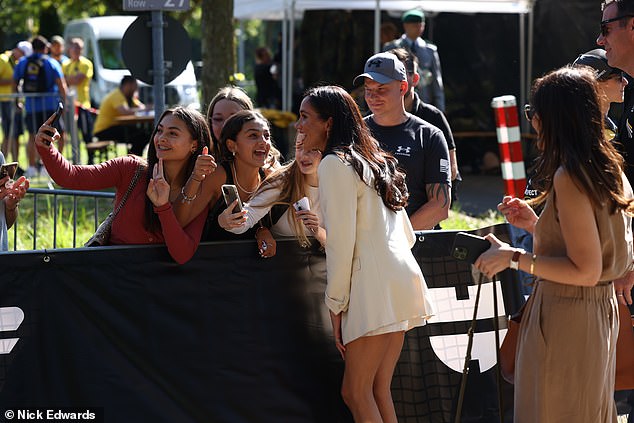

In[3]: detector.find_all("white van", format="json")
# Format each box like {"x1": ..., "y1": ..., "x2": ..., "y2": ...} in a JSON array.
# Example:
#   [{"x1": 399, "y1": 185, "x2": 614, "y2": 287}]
[{"x1": 63, "y1": 15, "x2": 199, "y2": 109}]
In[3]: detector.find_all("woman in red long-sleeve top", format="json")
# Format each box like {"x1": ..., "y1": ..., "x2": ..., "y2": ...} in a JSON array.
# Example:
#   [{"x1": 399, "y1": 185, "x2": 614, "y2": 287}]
[{"x1": 35, "y1": 106, "x2": 216, "y2": 264}]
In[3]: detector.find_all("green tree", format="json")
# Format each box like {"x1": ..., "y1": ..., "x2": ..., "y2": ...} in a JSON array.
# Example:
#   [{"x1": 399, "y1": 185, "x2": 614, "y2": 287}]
[{"x1": 201, "y1": 0, "x2": 234, "y2": 110}]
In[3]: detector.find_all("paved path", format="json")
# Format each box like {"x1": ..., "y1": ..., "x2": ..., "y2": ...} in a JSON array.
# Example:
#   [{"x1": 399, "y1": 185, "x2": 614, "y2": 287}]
[{"x1": 455, "y1": 173, "x2": 505, "y2": 216}]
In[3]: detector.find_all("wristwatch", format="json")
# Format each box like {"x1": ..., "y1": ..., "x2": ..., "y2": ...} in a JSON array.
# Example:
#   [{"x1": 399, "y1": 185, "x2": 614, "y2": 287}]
[{"x1": 510, "y1": 250, "x2": 524, "y2": 270}]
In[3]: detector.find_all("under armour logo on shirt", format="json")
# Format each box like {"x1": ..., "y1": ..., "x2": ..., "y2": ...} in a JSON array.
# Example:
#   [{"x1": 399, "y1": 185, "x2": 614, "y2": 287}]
[
  {"x1": 396, "y1": 146, "x2": 411, "y2": 155},
  {"x1": 368, "y1": 59, "x2": 382, "y2": 68}
]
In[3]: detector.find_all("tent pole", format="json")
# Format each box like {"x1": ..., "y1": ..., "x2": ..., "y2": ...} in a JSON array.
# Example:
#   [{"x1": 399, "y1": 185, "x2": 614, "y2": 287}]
[
  {"x1": 238, "y1": 20, "x2": 245, "y2": 76},
  {"x1": 374, "y1": 0, "x2": 381, "y2": 53},
  {"x1": 282, "y1": 1, "x2": 289, "y2": 111},
  {"x1": 519, "y1": 12, "x2": 526, "y2": 133},
  {"x1": 528, "y1": 3, "x2": 534, "y2": 106},
  {"x1": 288, "y1": 0, "x2": 296, "y2": 112}
]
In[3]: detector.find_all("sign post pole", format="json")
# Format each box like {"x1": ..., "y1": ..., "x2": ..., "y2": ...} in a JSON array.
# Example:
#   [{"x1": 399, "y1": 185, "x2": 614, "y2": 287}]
[
  {"x1": 123, "y1": 0, "x2": 191, "y2": 124},
  {"x1": 151, "y1": 10, "x2": 166, "y2": 124}
]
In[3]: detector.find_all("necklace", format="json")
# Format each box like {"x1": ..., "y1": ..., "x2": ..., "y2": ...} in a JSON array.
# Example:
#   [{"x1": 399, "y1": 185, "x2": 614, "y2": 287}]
[{"x1": 232, "y1": 163, "x2": 260, "y2": 195}]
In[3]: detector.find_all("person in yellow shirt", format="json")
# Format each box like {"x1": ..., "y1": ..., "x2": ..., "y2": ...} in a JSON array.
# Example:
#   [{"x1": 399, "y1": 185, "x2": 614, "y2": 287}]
[
  {"x1": 0, "y1": 41, "x2": 30, "y2": 162},
  {"x1": 63, "y1": 38, "x2": 96, "y2": 162},
  {"x1": 93, "y1": 75, "x2": 148, "y2": 156}
]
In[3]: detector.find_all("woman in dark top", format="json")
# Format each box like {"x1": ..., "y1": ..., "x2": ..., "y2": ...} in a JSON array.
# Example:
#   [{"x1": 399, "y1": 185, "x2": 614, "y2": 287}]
[{"x1": 174, "y1": 110, "x2": 272, "y2": 242}]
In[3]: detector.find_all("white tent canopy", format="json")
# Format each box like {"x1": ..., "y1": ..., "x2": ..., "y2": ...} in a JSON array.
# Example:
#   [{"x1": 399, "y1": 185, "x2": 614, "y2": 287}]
[
  {"x1": 235, "y1": 0, "x2": 532, "y2": 20},
  {"x1": 234, "y1": 0, "x2": 535, "y2": 115}
]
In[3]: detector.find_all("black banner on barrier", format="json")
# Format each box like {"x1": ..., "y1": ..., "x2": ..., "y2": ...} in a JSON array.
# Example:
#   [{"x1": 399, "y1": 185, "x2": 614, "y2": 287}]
[{"x1": 0, "y1": 225, "x2": 521, "y2": 423}]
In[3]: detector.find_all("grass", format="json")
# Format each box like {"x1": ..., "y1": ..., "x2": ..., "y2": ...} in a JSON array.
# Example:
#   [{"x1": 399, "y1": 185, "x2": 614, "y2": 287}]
[
  {"x1": 7, "y1": 188, "x2": 504, "y2": 251},
  {"x1": 7, "y1": 181, "x2": 114, "y2": 250},
  {"x1": 5, "y1": 133, "x2": 506, "y2": 250},
  {"x1": 443, "y1": 203, "x2": 505, "y2": 230}
]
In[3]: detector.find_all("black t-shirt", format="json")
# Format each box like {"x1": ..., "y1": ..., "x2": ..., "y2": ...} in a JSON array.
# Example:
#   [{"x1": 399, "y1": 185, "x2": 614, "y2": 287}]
[
  {"x1": 410, "y1": 92, "x2": 456, "y2": 150},
  {"x1": 617, "y1": 82, "x2": 634, "y2": 184},
  {"x1": 365, "y1": 114, "x2": 451, "y2": 216}
]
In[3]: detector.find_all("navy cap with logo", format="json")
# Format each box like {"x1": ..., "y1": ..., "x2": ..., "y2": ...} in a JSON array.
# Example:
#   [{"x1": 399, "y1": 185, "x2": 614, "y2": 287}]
[
  {"x1": 572, "y1": 49, "x2": 622, "y2": 81},
  {"x1": 353, "y1": 52, "x2": 407, "y2": 86}
]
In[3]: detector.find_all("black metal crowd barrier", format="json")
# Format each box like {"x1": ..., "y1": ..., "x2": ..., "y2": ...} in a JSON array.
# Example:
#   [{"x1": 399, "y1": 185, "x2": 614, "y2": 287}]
[{"x1": 0, "y1": 225, "x2": 522, "y2": 423}]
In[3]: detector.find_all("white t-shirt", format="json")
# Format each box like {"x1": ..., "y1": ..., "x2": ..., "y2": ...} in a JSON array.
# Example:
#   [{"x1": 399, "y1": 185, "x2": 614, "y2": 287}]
[{"x1": 227, "y1": 181, "x2": 322, "y2": 238}]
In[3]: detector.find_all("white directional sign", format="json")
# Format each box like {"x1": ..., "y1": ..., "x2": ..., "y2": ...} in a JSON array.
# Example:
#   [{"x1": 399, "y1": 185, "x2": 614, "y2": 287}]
[{"x1": 123, "y1": 0, "x2": 190, "y2": 11}]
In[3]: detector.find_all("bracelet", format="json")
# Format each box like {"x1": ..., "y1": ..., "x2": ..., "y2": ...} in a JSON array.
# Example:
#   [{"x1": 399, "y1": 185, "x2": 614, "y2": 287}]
[
  {"x1": 255, "y1": 225, "x2": 267, "y2": 238},
  {"x1": 530, "y1": 254, "x2": 537, "y2": 275},
  {"x1": 180, "y1": 186, "x2": 198, "y2": 204}
]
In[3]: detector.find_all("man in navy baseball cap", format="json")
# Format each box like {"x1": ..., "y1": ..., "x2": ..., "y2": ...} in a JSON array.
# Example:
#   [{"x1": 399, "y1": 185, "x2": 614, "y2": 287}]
[
  {"x1": 355, "y1": 52, "x2": 451, "y2": 230},
  {"x1": 353, "y1": 52, "x2": 407, "y2": 85}
]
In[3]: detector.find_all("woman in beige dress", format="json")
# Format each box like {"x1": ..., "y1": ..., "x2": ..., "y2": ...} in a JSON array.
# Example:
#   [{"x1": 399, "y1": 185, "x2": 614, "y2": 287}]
[{"x1": 475, "y1": 67, "x2": 634, "y2": 422}]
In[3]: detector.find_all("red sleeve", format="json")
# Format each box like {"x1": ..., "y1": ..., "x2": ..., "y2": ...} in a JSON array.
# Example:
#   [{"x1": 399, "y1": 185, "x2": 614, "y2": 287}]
[
  {"x1": 154, "y1": 203, "x2": 209, "y2": 264},
  {"x1": 37, "y1": 143, "x2": 139, "y2": 191}
]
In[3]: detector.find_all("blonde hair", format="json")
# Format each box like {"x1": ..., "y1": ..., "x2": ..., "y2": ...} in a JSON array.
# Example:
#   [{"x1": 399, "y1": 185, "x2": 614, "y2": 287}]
[{"x1": 256, "y1": 160, "x2": 313, "y2": 247}]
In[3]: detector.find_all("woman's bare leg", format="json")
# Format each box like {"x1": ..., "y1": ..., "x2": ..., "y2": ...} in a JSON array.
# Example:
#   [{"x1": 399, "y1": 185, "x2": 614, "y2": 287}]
[
  {"x1": 373, "y1": 332, "x2": 405, "y2": 423},
  {"x1": 341, "y1": 331, "x2": 405, "y2": 423}
]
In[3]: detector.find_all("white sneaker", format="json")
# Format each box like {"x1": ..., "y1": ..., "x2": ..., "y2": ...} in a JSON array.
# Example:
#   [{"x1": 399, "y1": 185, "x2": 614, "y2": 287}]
[
  {"x1": 39, "y1": 167, "x2": 49, "y2": 179},
  {"x1": 25, "y1": 166, "x2": 38, "y2": 178}
]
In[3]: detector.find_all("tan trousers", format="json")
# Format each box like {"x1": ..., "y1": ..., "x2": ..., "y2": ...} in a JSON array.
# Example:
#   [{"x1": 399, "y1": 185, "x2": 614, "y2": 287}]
[{"x1": 514, "y1": 280, "x2": 619, "y2": 423}]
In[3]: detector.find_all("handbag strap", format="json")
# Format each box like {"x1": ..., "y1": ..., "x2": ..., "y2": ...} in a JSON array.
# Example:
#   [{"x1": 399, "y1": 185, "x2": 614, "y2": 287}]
[
  {"x1": 111, "y1": 164, "x2": 143, "y2": 219},
  {"x1": 454, "y1": 273, "x2": 504, "y2": 423}
]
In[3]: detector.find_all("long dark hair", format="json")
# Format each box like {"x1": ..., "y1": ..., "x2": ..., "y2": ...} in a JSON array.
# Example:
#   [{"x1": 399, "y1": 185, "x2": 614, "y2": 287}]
[
  {"x1": 529, "y1": 67, "x2": 633, "y2": 214},
  {"x1": 144, "y1": 107, "x2": 212, "y2": 233},
  {"x1": 303, "y1": 85, "x2": 408, "y2": 212}
]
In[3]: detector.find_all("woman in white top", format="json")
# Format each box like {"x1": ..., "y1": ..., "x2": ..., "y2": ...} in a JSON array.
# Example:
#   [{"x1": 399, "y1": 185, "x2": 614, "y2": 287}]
[
  {"x1": 218, "y1": 140, "x2": 326, "y2": 253},
  {"x1": 297, "y1": 85, "x2": 433, "y2": 423}
]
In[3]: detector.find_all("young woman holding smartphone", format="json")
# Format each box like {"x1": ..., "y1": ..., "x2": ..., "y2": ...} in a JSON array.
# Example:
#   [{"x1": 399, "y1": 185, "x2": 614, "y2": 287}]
[
  {"x1": 174, "y1": 110, "x2": 274, "y2": 243},
  {"x1": 35, "y1": 106, "x2": 213, "y2": 264},
  {"x1": 297, "y1": 85, "x2": 434, "y2": 423},
  {"x1": 217, "y1": 139, "x2": 327, "y2": 253}
]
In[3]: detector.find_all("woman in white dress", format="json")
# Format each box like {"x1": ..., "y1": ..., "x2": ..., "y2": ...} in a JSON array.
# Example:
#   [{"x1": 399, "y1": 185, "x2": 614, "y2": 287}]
[{"x1": 297, "y1": 85, "x2": 434, "y2": 423}]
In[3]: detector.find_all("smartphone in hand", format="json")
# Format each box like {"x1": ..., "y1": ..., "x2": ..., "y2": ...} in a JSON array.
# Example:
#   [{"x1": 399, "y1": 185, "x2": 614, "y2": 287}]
[
  {"x1": 41, "y1": 102, "x2": 64, "y2": 146},
  {"x1": 221, "y1": 184, "x2": 243, "y2": 213},
  {"x1": 293, "y1": 196, "x2": 310, "y2": 212},
  {"x1": 451, "y1": 232, "x2": 491, "y2": 264},
  {"x1": 0, "y1": 162, "x2": 18, "y2": 180}
]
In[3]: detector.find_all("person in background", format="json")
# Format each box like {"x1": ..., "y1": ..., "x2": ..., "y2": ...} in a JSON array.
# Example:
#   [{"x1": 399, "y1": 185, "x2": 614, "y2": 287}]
[
  {"x1": 0, "y1": 41, "x2": 30, "y2": 164},
  {"x1": 254, "y1": 47, "x2": 281, "y2": 110},
  {"x1": 206, "y1": 86, "x2": 254, "y2": 159},
  {"x1": 219, "y1": 139, "x2": 326, "y2": 257},
  {"x1": 572, "y1": 48, "x2": 628, "y2": 140},
  {"x1": 355, "y1": 52, "x2": 451, "y2": 230},
  {"x1": 475, "y1": 67, "x2": 634, "y2": 422},
  {"x1": 93, "y1": 75, "x2": 148, "y2": 156},
  {"x1": 0, "y1": 151, "x2": 29, "y2": 251},
  {"x1": 35, "y1": 106, "x2": 213, "y2": 264},
  {"x1": 13, "y1": 35, "x2": 67, "y2": 178},
  {"x1": 48, "y1": 36, "x2": 68, "y2": 65},
  {"x1": 389, "y1": 47, "x2": 460, "y2": 194},
  {"x1": 297, "y1": 85, "x2": 434, "y2": 423},
  {"x1": 383, "y1": 9, "x2": 445, "y2": 111},
  {"x1": 380, "y1": 22, "x2": 400, "y2": 47},
  {"x1": 62, "y1": 38, "x2": 96, "y2": 162}
]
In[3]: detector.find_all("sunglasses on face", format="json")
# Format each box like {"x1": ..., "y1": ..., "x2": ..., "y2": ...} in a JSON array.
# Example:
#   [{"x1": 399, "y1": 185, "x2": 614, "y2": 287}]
[
  {"x1": 600, "y1": 14, "x2": 634, "y2": 37},
  {"x1": 604, "y1": 71, "x2": 626, "y2": 81},
  {"x1": 524, "y1": 104, "x2": 535, "y2": 121}
]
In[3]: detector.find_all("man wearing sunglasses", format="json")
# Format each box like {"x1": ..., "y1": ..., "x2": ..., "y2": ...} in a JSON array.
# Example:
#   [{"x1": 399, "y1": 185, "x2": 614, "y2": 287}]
[
  {"x1": 598, "y1": 0, "x2": 634, "y2": 183},
  {"x1": 598, "y1": 5, "x2": 634, "y2": 418}
]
